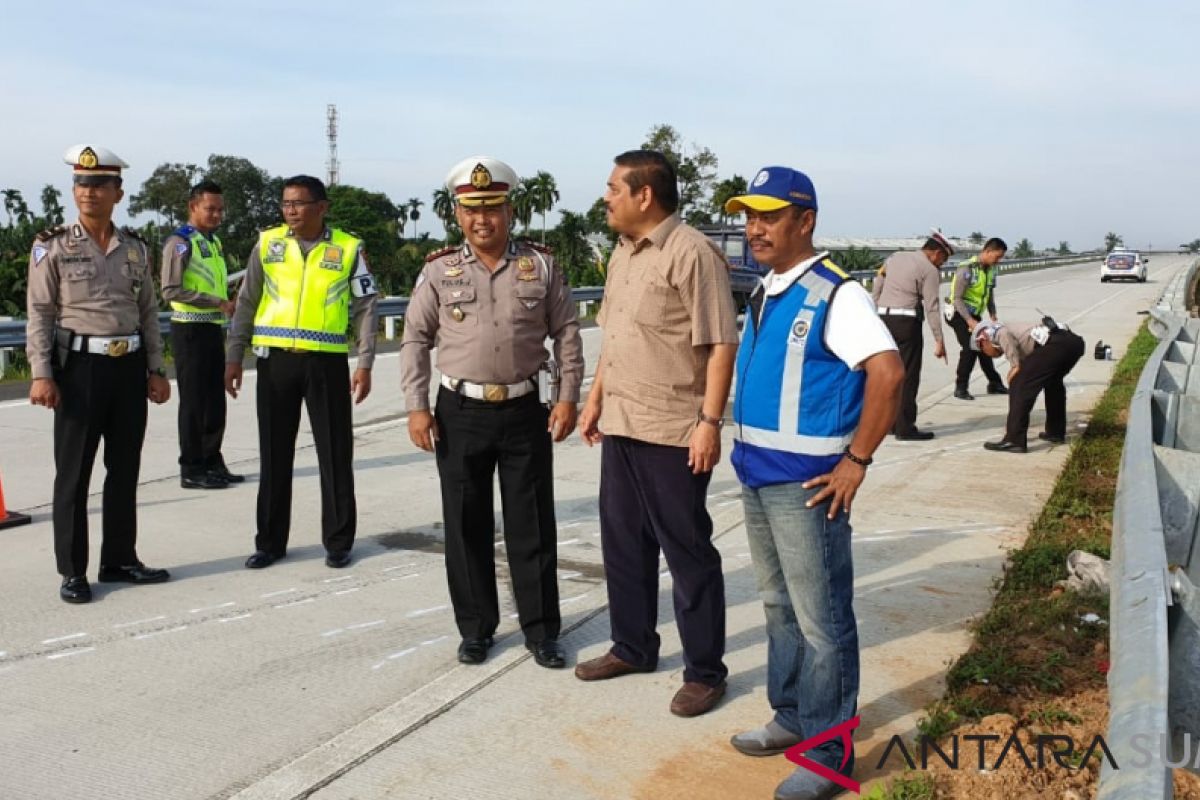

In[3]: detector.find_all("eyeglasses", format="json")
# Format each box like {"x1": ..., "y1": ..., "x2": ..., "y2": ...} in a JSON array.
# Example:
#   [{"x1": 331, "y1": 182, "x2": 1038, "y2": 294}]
[{"x1": 280, "y1": 200, "x2": 320, "y2": 210}]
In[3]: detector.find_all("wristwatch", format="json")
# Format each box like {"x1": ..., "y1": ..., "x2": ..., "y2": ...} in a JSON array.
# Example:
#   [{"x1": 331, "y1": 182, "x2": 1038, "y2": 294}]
[{"x1": 698, "y1": 412, "x2": 725, "y2": 429}]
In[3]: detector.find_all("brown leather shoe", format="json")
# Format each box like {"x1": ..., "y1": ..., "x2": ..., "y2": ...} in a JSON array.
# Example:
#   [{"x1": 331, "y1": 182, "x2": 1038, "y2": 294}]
[
  {"x1": 574, "y1": 651, "x2": 655, "y2": 682},
  {"x1": 670, "y1": 681, "x2": 727, "y2": 717}
]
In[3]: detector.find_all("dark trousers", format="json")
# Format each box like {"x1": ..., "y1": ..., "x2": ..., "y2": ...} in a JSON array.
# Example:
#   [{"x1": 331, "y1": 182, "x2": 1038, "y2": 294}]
[
  {"x1": 882, "y1": 314, "x2": 923, "y2": 435},
  {"x1": 949, "y1": 312, "x2": 1003, "y2": 390},
  {"x1": 171, "y1": 321, "x2": 227, "y2": 475},
  {"x1": 254, "y1": 350, "x2": 355, "y2": 556},
  {"x1": 434, "y1": 387, "x2": 559, "y2": 643},
  {"x1": 599, "y1": 435, "x2": 727, "y2": 687},
  {"x1": 1006, "y1": 331, "x2": 1086, "y2": 446},
  {"x1": 52, "y1": 350, "x2": 148, "y2": 576}
]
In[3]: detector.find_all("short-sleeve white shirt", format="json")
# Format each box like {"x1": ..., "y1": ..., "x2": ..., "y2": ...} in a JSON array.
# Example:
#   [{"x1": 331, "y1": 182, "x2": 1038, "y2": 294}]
[{"x1": 761, "y1": 252, "x2": 898, "y2": 370}]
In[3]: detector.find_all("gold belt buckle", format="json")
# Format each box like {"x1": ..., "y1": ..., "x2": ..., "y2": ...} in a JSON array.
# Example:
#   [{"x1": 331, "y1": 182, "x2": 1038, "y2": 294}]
[
  {"x1": 483, "y1": 383, "x2": 508, "y2": 403},
  {"x1": 106, "y1": 340, "x2": 130, "y2": 357}
]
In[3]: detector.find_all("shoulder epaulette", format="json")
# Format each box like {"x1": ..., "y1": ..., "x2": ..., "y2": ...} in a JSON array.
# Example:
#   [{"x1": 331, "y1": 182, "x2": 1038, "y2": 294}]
[
  {"x1": 121, "y1": 226, "x2": 148, "y2": 244},
  {"x1": 34, "y1": 225, "x2": 67, "y2": 243},
  {"x1": 174, "y1": 224, "x2": 196, "y2": 238},
  {"x1": 819, "y1": 258, "x2": 851, "y2": 280},
  {"x1": 518, "y1": 237, "x2": 553, "y2": 255},
  {"x1": 424, "y1": 246, "x2": 459, "y2": 263}
]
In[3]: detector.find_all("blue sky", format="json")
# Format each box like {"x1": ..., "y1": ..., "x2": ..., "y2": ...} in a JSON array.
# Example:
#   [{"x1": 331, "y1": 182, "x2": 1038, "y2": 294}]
[{"x1": 3, "y1": 1, "x2": 1197, "y2": 250}]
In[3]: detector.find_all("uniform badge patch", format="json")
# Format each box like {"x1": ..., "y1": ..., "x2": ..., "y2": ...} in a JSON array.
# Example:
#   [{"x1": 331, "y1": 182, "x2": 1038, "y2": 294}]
[
  {"x1": 789, "y1": 319, "x2": 810, "y2": 346},
  {"x1": 127, "y1": 247, "x2": 140, "y2": 264},
  {"x1": 451, "y1": 306, "x2": 466, "y2": 322},
  {"x1": 444, "y1": 267, "x2": 463, "y2": 278},
  {"x1": 517, "y1": 256, "x2": 535, "y2": 272},
  {"x1": 265, "y1": 240, "x2": 286, "y2": 263},
  {"x1": 324, "y1": 246, "x2": 342, "y2": 263},
  {"x1": 33, "y1": 245, "x2": 48, "y2": 265},
  {"x1": 752, "y1": 169, "x2": 770, "y2": 187},
  {"x1": 517, "y1": 273, "x2": 539, "y2": 281},
  {"x1": 521, "y1": 299, "x2": 539, "y2": 309},
  {"x1": 198, "y1": 239, "x2": 212, "y2": 258},
  {"x1": 444, "y1": 255, "x2": 461, "y2": 267},
  {"x1": 175, "y1": 242, "x2": 189, "y2": 256}
]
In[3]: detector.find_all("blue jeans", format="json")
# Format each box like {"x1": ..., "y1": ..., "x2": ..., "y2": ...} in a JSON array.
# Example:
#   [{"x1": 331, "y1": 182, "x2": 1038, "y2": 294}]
[{"x1": 742, "y1": 482, "x2": 859, "y2": 765}]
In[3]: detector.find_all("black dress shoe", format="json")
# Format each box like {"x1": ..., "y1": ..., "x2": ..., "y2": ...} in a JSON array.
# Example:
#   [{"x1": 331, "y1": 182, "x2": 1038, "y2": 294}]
[
  {"x1": 98, "y1": 563, "x2": 170, "y2": 584},
  {"x1": 526, "y1": 639, "x2": 567, "y2": 669},
  {"x1": 181, "y1": 473, "x2": 229, "y2": 490},
  {"x1": 895, "y1": 429, "x2": 935, "y2": 441},
  {"x1": 245, "y1": 551, "x2": 282, "y2": 569},
  {"x1": 457, "y1": 636, "x2": 494, "y2": 665},
  {"x1": 1038, "y1": 432, "x2": 1066, "y2": 444},
  {"x1": 987, "y1": 383, "x2": 1009, "y2": 395},
  {"x1": 208, "y1": 463, "x2": 245, "y2": 484},
  {"x1": 953, "y1": 388, "x2": 975, "y2": 400},
  {"x1": 983, "y1": 440, "x2": 1028, "y2": 453},
  {"x1": 60, "y1": 576, "x2": 92, "y2": 604},
  {"x1": 325, "y1": 551, "x2": 352, "y2": 569}
]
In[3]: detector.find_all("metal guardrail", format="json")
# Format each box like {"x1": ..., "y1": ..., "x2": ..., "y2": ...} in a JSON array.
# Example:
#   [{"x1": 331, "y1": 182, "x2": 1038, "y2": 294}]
[
  {"x1": 1100, "y1": 260, "x2": 1200, "y2": 799},
  {"x1": 0, "y1": 287, "x2": 608, "y2": 351}
]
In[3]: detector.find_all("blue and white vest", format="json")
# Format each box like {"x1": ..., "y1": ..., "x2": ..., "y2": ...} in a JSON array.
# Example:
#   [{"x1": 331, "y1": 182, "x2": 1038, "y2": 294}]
[{"x1": 732, "y1": 258, "x2": 866, "y2": 489}]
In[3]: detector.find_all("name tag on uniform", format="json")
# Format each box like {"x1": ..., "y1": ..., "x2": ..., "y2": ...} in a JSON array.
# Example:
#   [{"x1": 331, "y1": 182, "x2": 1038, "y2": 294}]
[
  {"x1": 198, "y1": 239, "x2": 212, "y2": 258},
  {"x1": 320, "y1": 246, "x2": 343, "y2": 270}
]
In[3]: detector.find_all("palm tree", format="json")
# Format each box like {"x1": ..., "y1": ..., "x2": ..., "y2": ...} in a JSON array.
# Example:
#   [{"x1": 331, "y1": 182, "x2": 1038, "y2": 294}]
[
  {"x1": 432, "y1": 187, "x2": 454, "y2": 231},
  {"x1": 408, "y1": 197, "x2": 424, "y2": 239},
  {"x1": 1104, "y1": 232, "x2": 1123, "y2": 252},
  {"x1": 395, "y1": 203, "x2": 408, "y2": 238},
  {"x1": 968, "y1": 231, "x2": 985, "y2": 246},
  {"x1": 527, "y1": 171, "x2": 559, "y2": 243},
  {"x1": 710, "y1": 175, "x2": 748, "y2": 226},
  {"x1": 510, "y1": 179, "x2": 535, "y2": 234}
]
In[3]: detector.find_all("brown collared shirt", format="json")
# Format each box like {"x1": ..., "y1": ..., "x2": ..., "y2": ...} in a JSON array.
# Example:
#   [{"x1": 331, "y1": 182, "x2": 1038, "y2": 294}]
[
  {"x1": 400, "y1": 238, "x2": 584, "y2": 410},
  {"x1": 871, "y1": 249, "x2": 945, "y2": 343},
  {"x1": 994, "y1": 322, "x2": 1039, "y2": 368},
  {"x1": 595, "y1": 214, "x2": 739, "y2": 447},
  {"x1": 26, "y1": 219, "x2": 165, "y2": 379}
]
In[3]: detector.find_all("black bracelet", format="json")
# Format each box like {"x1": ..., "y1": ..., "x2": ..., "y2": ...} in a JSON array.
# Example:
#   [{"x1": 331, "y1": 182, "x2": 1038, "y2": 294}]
[{"x1": 843, "y1": 447, "x2": 872, "y2": 468}]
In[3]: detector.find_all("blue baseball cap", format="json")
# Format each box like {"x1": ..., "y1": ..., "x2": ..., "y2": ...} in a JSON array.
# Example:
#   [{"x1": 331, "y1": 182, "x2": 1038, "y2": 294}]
[{"x1": 725, "y1": 166, "x2": 818, "y2": 214}]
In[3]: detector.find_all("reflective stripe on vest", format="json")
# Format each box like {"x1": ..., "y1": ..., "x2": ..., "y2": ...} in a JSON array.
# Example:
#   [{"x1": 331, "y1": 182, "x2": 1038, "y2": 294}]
[
  {"x1": 251, "y1": 225, "x2": 359, "y2": 353},
  {"x1": 170, "y1": 229, "x2": 228, "y2": 323},
  {"x1": 950, "y1": 256, "x2": 994, "y2": 317}
]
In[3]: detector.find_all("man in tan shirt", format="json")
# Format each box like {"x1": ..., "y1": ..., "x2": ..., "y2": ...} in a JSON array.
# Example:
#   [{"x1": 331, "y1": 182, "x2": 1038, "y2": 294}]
[
  {"x1": 870, "y1": 230, "x2": 952, "y2": 440},
  {"x1": 574, "y1": 149, "x2": 738, "y2": 718},
  {"x1": 400, "y1": 156, "x2": 583, "y2": 669},
  {"x1": 26, "y1": 145, "x2": 172, "y2": 604}
]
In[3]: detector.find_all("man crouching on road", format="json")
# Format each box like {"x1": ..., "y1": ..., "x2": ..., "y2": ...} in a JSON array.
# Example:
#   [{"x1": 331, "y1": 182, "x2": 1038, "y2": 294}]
[{"x1": 725, "y1": 166, "x2": 903, "y2": 800}]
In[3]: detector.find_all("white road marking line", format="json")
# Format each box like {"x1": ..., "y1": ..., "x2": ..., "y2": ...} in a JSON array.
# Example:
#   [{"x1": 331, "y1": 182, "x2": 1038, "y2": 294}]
[
  {"x1": 382, "y1": 563, "x2": 417, "y2": 573},
  {"x1": 275, "y1": 598, "x2": 315, "y2": 609},
  {"x1": 46, "y1": 647, "x2": 95, "y2": 660},
  {"x1": 134, "y1": 626, "x2": 189, "y2": 641},
  {"x1": 659, "y1": 570, "x2": 671, "y2": 578},
  {"x1": 715, "y1": 499, "x2": 739, "y2": 508},
  {"x1": 391, "y1": 574, "x2": 421, "y2": 582},
  {"x1": 323, "y1": 575, "x2": 356, "y2": 584},
  {"x1": 218, "y1": 613, "x2": 252, "y2": 623},
  {"x1": 41, "y1": 632, "x2": 87, "y2": 645},
  {"x1": 508, "y1": 612, "x2": 520, "y2": 619},
  {"x1": 560, "y1": 522, "x2": 582, "y2": 529},
  {"x1": 346, "y1": 620, "x2": 386, "y2": 631},
  {"x1": 420, "y1": 635, "x2": 449, "y2": 647},
  {"x1": 189, "y1": 602, "x2": 236, "y2": 614},
  {"x1": 334, "y1": 587, "x2": 361, "y2": 596},
  {"x1": 558, "y1": 538, "x2": 580, "y2": 546},
  {"x1": 322, "y1": 628, "x2": 345, "y2": 638},
  {"x1": 113, "y1": 615, "x2": 166, "y2": 629},
  {"x1": 261, "y1": 588, "x2": 297, "y2": 599},
  {"x1": 386, "y1": 647, "x2": 417, "y2": 661},
  {"x1": 494, "y1": 541, "x2": 505, "y2": 548},
  {"x1": 558, "y1": 571, "x2": 582, "y2": 580},
  {"x1": 406, "y1": 604, "x2": 448, "y2": 618},
  {"x1": 561, "y1": 594, "x2": 588, "y2": 605}
]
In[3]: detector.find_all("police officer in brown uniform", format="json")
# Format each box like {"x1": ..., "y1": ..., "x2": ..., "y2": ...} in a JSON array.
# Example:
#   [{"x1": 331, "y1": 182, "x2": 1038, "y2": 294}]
[
  {"x1": 870, "y1": 229, "x2": 953, "y2": 440},
  {"x1": 401, "y1": 156, "x2": 584, "y2": 669},
  {"x1": 27, "y1": 145, "x2": 172, "y2": 603}
]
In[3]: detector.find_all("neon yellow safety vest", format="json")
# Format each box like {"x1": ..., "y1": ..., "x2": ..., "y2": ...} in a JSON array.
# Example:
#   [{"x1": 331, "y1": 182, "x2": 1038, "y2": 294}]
[
  {"x1": 170, "y1": 226, "x2": 228, "y2": 323},
  {"x1": 251, "y1": 225, "x2": 361, "y2": 353},
  {"x1": 949, "y1": 256, "x2": 995, "y2": 317}
]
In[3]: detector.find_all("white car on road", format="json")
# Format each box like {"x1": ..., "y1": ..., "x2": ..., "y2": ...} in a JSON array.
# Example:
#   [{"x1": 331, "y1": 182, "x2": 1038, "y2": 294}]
[{"x1": 1101, "y1": 250, "x2": 1147, "y2": 282}]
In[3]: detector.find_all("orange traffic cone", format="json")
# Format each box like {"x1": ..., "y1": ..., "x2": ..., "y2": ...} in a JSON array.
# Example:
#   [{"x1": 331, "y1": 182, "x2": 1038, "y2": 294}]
[{"x1": 0, "y1": 468, "x2": 31, "y2": 530}]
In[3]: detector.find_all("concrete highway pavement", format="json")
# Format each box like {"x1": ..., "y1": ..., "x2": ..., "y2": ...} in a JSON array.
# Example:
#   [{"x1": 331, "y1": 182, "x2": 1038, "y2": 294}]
[{"x1": 0, "y1": 256, "x2": 1185, "y2": 799}]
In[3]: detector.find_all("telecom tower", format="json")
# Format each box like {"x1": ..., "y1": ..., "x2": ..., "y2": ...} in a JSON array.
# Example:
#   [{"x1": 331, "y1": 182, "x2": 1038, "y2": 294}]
[{"x1": 326, "y1": 104, "x2": 340, "y2": 186}]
